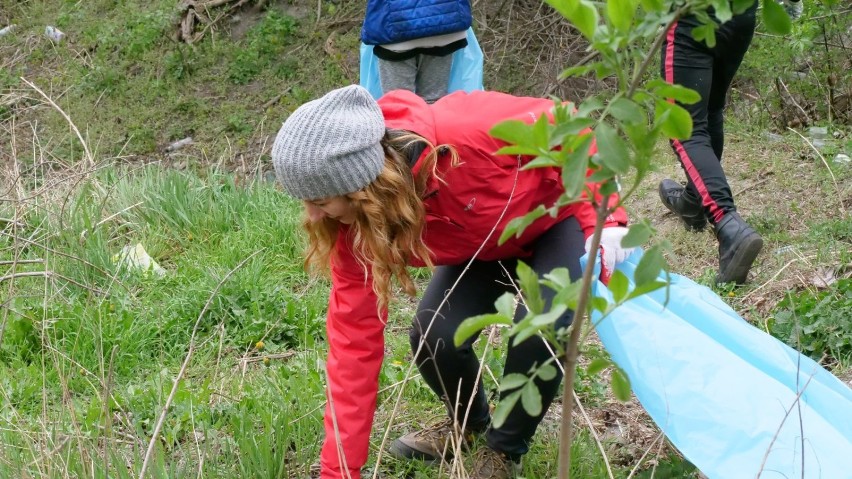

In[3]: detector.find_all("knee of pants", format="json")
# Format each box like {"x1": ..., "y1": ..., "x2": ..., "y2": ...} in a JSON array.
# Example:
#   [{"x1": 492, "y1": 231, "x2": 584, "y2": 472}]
[{"x1": 409, "y1": 315, "x2": 470, "y2": 364}]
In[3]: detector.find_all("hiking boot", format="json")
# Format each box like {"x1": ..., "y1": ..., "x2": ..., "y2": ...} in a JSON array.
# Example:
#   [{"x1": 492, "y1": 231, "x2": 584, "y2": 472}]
[
  {"x1": 389, "y1": 418, "x2": 476, "y2": 464},
  {"x1": 658, "y1": 179, "x2": 708, "y2": 231},
  {"x1": 714, "y1": 211, "x2": 763, "y2": 285},
  {"x1": 468, "y1": 447, "x2": 522, "y2": 479}
]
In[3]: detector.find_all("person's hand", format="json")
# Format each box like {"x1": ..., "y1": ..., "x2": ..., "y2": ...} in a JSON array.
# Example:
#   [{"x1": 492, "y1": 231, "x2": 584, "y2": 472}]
[
  {"x1": 585, "y1": 226, "x2": 635, "y2": 284},
  {"x1": 778, "y1": 0, "x2": 803, "y2": 20}
]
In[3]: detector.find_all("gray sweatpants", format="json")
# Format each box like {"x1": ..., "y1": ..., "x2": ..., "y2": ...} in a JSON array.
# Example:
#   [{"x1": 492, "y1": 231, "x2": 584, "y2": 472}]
[{"x1": 378, "y1": 54, "x2": 453, "y2": 103}]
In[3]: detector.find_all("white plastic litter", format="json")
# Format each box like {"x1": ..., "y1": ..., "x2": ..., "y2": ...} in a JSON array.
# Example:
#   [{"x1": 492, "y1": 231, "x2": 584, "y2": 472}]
[
  {"x1": 45, "y1": 26, "x2": 65, "y2": 42},
  {"x1": 165, "y1": 137, "x2": 193, "y2": 152},
  {"x1": 0, "y1": 25, "x2": 16, "y2": 37},
  {"x1": 113, "y1": 244, "x2": 166, "y2": 277}
]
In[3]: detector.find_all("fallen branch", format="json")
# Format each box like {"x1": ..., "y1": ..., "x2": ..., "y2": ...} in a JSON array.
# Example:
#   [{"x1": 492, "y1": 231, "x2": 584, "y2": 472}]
[{"x1": 0, "y1": 270, "x2": 106, "y2": 295}]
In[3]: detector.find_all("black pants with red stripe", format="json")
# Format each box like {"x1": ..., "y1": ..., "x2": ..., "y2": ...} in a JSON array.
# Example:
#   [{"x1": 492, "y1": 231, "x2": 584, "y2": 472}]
[{"x1": 660, "y1": 3, "x2": 757, "y2": 225}]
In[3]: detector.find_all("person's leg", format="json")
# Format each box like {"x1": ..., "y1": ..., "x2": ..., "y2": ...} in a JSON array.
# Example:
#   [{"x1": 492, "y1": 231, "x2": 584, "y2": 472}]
[
  {"x1": 410, "y1": 260, "x2": 512, "y2": 428},
  {"x1": 414, "y1": 53, "x2": 453, "y2": 103},
  {"x1": 705, "y1": 3, "x2": 763, "y2": 284},
  {"x1": 485, "y1": 217, "x2": 585, "y2": 460},
  {"x1": 378, "y1": 57, "x2": 417, "y2": 95},
  {"x1": 660, "y1": 13, "x2": 736, "y2": 224},
  {"x1": 707, "y1": 3, "x2": 757, "y2": 162}
]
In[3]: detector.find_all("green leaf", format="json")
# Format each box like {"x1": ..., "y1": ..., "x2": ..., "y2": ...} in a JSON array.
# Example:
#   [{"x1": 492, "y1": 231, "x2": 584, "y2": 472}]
[
  {"x1": 494, "y1": 145, "x2": 545, "y2": 157},
  {"x1": 762, "y1": 0, "x2": 792, "y2": 35},
  {"x1": 648, "y1": 80, "x2": 701, "y2": 104},
  {"x1": 589, "y1": 296, "x2": 610, "y2": 314},
  {"x1": 454, "y1": 313, "x2": 512, "y2": 347},
  {"x1": 639, "y1": 0, "x2": 663, "y2": 11},
  {"x1": 530, "y1": 304, "x2": 569, "y2": 327},
  {"x1": 607, "y1": 270, "x2": 629, "y2": 302},
  {"x1": 517, "y1": 261, "x2": 544, "y2": 315},
  {"x1": 586, "y1": 358, "x2": 611, "y2": 375},
  {"x1": 611, "y1": 367, "x2": 632, "y2": 401},
  {"x1": 532, "y1": 112, "x2": 551, "y2": 148},
  {"x1": 691, "y1": 22, "x2": 717, "y2": 48},
  {"x1": 523, "y1": 155, "x2": 562, "y2": 169},
  {"x1": 552, "y1": 278, "x2": 583, "y2": 310},
  {"x1": 626, "y1": 279, "x2": 667, "y2": 301},
  {"x1": 732, "y1": 0, "x2": 756, "y2": 13},
  {"x1": 513, "y1": 323, "x2": 545, "y2": 346},
  {"x1": 655, "y1": 100, "x2": 693, "y2": 140},
  {"x1": 499, "y1": 205, "x2": 548, "y2": 245},
  {"x1": 543, "y1": 268, "x2": 572, "y2": 289},
  {"x1": 537, "y1": 364, "x2": 558, "y2": 381},
  {"x1": 621, "y1": 221, "x2": 653, "y2": 248},
  {"x1": 713, "y1": 0, "x2": 732, "y2": 22},
  {"x1": 608, "y1": 97, "x2": 644, "y2": 124},
  {"x1": 559, "y1": 64, "x2": 596, "y2": 79},
  {"x1": 562, "y1": 135, "x2": 593, "y2": 199},
  {"x1": 521, "y1": 382, "x2": 543, "y2": 417},
  {"x1": 489, "y1": 120, "x2": 533, "y2": 145},
  {"x1": 594, "y1": 123, "x2": 630, "y2": 175},
  {"x1": 577, "y1": 96, "x2": 605, "y2": 117},
  {"x1": 495, "y1": 292, "x2": 517, "y2": 319},
  {"x1": 633, "y1": 244, "x2": 666, "y2": 288},
  {"x1": 552, "y1": 118, "x2": 596, "y2": 143},
  {"x1": 547, "y1": 0, "x2": 600, "y2": 40},
  {"x1": 607, "y1": 0, "x2": 637, "y2": 32},
  {"x1": 499, "y1": 373, "x2": 529, "y2": 392},
  {"x1": 492, "y1": 389, "x2": 523, "y2": 428}
]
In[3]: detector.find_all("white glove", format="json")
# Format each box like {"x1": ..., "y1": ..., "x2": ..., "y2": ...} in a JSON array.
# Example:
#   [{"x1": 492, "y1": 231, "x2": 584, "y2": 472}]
[
  {"x1": 778, "y1": 0, "x2": 803, "y2": 20},
  {"x1": 585, "y1": 226, "x2": 635, "y2": 284}
]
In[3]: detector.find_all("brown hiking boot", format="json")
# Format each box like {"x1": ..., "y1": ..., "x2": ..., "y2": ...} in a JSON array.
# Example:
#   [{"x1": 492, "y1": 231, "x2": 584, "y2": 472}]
[
  {"x1": 388, "y1": 418, "x2": 476, "y2": 464},
  {"x1": 468, "y1": 447, "x2": 522, "y2": 479}
]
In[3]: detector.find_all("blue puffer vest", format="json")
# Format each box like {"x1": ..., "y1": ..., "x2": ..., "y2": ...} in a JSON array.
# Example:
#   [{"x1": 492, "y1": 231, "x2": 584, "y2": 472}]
[{"x1": 361, "y1": 0, "x2": 472, "y2": 46}]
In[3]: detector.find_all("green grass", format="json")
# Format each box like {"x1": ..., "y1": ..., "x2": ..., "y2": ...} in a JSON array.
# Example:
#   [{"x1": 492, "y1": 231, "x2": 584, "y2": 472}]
[{"x1": 2, "y1": 0, "x2": 850, "y2": 477}]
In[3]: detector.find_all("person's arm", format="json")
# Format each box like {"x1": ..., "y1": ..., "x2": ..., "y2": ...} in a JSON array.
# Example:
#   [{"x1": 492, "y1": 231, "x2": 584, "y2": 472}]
[{"x1": 319, "y1": 230, "x2": 387, "y2": 478}]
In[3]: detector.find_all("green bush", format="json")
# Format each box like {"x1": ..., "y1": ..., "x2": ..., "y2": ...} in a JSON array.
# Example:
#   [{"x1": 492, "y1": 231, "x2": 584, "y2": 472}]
[{"x1": 770, "y1": 278, "x2": 852, "y2": 361}]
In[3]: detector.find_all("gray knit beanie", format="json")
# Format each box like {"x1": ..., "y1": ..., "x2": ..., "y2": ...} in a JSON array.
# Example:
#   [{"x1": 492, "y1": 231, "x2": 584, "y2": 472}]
[{"x1": 271, "y1": 85, "x2": 386, "y2": 200}]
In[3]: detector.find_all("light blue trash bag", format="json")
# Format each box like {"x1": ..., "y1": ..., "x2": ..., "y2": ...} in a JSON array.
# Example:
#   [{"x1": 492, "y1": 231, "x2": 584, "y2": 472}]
[
  {"x1": 359, "y1": 28, "x2": 484, "y2": 100},
  {"x1": 582, "y1": 249, "x2": 852, "y2": 479}
]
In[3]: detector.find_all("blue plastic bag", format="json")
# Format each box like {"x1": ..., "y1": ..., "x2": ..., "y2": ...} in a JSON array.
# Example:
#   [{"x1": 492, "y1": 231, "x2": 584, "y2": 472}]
[
  {"x1": 359, "y1": 27, "x2": 484, "y2": 100},
  {"x1": 584, "y1": 250, "x2": 852, "y2": 478}
]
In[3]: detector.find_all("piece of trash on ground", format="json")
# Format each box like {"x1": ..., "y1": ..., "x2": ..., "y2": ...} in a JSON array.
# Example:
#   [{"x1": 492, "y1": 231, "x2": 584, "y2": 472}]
[
  {"x1": 0, "y1": 25, "x2": 16, "y2": 36},
  {"x1": 808, "y1": 126, "x2": 828, "y2": 140},
  {"x1": 45, "y1": 26, "x2": 65, "y2": 42},
  {"x1": 113, "y1": 244, "x2": 166, "y2": 277},
  {"x1": 166, "y1": 137, "x2": 193, "y2": 152}
]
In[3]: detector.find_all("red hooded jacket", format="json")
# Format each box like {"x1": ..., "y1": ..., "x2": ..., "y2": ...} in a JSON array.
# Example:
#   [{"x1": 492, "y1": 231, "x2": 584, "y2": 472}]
[{"x1": 319, "y1": 89, "x2": 627, "y2": 477}]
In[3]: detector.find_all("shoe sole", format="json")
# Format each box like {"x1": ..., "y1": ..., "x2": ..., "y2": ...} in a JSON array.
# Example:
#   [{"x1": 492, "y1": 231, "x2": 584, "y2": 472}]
[
  {"x1": 658, "y1": 181, "x2": 707, "y2": 232},
  {"x1": 716, "y1": 234, "x2": 764, "y2": 285}
]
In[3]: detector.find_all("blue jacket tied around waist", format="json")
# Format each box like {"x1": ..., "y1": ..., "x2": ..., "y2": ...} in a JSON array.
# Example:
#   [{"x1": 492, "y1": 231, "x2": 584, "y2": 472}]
[{"x1": 361, "y1": 0, "x2": 473, "y2": 46}]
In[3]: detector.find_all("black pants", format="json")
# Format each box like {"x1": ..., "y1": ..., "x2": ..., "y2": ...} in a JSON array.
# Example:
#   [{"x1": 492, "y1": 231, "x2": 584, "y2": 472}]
[
  {"x1": 660, "y1": 2, "x2": 757, "y2": 225},
  {"x1": 409, "y1": 216, "x2": 585, "y2": 459}
]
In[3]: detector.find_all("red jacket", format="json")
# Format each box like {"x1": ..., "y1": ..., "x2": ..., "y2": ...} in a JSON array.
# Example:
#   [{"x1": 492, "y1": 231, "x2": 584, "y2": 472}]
[{"x1": 319, "y1": 89, "x2": 627, "y2": 477}]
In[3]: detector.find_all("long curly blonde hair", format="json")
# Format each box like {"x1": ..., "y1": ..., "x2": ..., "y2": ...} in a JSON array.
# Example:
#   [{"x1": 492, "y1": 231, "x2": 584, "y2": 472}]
[{"x1": 302, "y1": 132, "x2": 457, "y2": 310}]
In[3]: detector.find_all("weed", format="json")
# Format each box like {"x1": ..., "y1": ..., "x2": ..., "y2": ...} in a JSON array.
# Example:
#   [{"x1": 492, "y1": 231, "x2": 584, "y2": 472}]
[
  {"x1": 229, "y1": 11, "x2": 299, "y2": 85},
  {"x1": 770, "y1": 278, "x2": 852, "y2": 362}
]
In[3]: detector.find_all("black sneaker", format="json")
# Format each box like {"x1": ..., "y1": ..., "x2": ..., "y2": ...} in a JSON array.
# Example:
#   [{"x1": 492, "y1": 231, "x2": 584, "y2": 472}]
[
  {"x1": 714, "y1": 211, "x2": 763, "y2": 284},
  {"x1": 658, "y1": 179, "x2": 708, "y2": 231}
]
